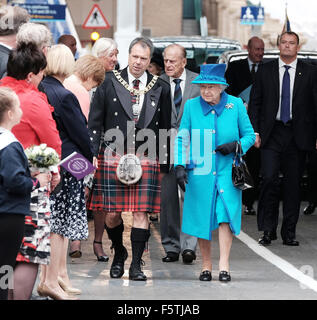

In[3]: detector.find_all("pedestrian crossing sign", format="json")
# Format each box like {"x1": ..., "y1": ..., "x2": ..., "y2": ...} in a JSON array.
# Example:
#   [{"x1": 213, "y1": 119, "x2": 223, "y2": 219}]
[{"x1": 82, "y1": 4, "x2": 110, "y2": 29}]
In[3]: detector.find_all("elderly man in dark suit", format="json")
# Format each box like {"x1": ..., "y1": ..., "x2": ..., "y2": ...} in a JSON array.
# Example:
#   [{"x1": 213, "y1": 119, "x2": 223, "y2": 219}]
[
  {"x1": 248, "y1": 31, "x2": 317, "y2": 246},
  {"x1": 225, "y1": 36, "x2": 264, "y2": 216},
  {"x1": 88, "y1": 37, "x2": 171, "y2": 281},
  {"x1": 0, "y1": 5, "x2": 29, "y2": 79},
  {"x1": 160, "y1": 44, "x2": 200, "y2": 264}
]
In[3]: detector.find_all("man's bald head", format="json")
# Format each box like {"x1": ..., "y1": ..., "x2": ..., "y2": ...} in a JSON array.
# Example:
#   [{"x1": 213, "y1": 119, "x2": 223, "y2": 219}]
[{"x1": 247, "y1": 36, "x2": 264, "y2": 63}]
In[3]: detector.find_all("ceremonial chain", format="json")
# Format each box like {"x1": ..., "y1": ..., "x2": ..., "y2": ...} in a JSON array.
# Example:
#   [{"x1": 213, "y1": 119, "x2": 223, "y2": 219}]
[{"x1": 113, "y1": 70, "x2": 158, "y2": 96}]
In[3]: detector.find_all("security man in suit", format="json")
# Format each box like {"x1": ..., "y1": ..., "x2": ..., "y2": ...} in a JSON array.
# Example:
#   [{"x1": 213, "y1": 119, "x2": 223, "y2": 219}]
[
  {"x1": 225, "y1": 36, "x2": 264, "y2": 216},
  {"x1": 248, "y1": 31, "x2": 317, "y2": 246},
  {"x1": 160, "y1": 44, "x2": 200, "y2": 264},
  {"x1": 88, "y1": 37, "x2": 172, "y2": 281},
  {"x1": 0, "y1": 5, "x2": 29, "y2": 79}
]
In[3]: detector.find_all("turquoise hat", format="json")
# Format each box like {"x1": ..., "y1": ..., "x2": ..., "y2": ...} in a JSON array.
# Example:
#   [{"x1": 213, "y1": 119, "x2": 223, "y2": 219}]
[{"x1": 192, "y1": 64, "x2": 228, "y2": 86}]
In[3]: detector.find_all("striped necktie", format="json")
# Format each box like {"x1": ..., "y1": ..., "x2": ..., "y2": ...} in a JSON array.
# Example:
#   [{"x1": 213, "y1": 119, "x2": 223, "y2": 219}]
[
  {"x1": 131, "y1": 79, "x2": 140, "y2": 104},
  {"x1": 173, "y1": 79, "x2": 182, "y2": 116},
  {"x1": 131, "y1": 79, "x2": 140, "y2": 121}
]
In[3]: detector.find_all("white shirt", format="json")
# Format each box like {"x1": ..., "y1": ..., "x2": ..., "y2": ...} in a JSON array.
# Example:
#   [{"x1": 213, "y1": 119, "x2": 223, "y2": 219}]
[
  {"x1": 127, "y1": 68, "x2": 147, "y2": 108},
  {"x1": 247, "y1": 58, "x2": 259, "y2": 73},
  {"x1": 169, "y1": 69, "x2": 186, "y2": 102},
  {"x1": 277, "y1": 57, "x2": 297, "y2": 120}
]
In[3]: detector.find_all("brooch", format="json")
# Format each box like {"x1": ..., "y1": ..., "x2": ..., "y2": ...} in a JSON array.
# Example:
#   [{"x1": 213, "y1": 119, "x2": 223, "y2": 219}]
[
  {"x1": 151, "y1": 101, "x2": 156, "y2": 107},
  {"x1": 225, "y1": 103, "x2": 234, "y2": 109}
]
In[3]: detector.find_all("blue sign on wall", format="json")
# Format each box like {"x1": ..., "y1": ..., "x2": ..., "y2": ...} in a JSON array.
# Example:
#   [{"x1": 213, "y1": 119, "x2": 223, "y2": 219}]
[
  {"x1": 240, "y1": 6, "x2": 265, "y2": 25},
  {"x1": 11, "y1": 3, "x2": 66, "y2": 21}
]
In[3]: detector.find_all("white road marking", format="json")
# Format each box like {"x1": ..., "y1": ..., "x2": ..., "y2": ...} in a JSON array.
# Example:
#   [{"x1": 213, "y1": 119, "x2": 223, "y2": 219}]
[{"x1": 237, "y1": 231, "x2": 317, "y2": 292}]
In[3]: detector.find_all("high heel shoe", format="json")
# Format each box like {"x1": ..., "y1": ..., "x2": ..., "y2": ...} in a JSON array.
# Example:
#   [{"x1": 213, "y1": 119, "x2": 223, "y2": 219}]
[
  {"x1": 40, "y1": 283, "x2": 78, "y2": 300},
  {"x1": 58, "y1": 277, "x2": 82, "y2": 295},
  {"x1": 93, "y1": 240, "x2": 109, "y2": 262}
]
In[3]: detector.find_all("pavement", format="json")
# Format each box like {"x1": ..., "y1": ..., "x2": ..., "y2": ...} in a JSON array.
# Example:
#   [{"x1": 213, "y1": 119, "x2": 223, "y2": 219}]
[{"x1": 32, "y1": 201, "x2": 317, "y2": 303}]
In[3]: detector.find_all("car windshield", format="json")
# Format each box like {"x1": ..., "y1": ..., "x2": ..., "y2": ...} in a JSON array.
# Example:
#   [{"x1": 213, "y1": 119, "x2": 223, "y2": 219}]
[
  {"x1": 152, "y1": 37, "x2": 241, "y2": 73},
  {"x1": 218, "y1": 50, "x2": 317, "y2": 67}
]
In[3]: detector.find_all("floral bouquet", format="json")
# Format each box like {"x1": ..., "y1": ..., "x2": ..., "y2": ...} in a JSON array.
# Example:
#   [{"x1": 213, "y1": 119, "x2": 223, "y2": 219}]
[{"x1": 25, "y1": 143, "x2": 60, "y2": 173}]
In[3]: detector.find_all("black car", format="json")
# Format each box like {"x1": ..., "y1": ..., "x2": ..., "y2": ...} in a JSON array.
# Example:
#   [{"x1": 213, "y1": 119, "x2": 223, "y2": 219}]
[
  {"x1": 151, "y1": 36, "x2": 241, "y2": 73},
  {"x1": 217, "y1": 49, "x2": 317, "y2": 66}
]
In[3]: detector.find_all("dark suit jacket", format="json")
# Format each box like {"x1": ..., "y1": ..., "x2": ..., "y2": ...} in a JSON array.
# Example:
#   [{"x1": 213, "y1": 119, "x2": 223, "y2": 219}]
[
  {"x1": 40, "y1": 76, "x2": 93, "y2": 161},
  {"x1": 0, "y1": 44, "x2": 11, "y2": 79},
  {"x1": 225, "y1": 58, "x2": 253, "y2": 97},
  {"x1": 88, "y1": 68, "x2": 172, "y2": 173},
  {"x1": 248, "y1": 59, "x2": 317, "y2": 151},
  {"x1": 160, "y1": 69, "x2": 200, "y2": 129}
]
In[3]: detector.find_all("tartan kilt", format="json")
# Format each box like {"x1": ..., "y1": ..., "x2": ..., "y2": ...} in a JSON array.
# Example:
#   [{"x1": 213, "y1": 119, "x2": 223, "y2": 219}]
[{"x1": 87, "y1": 143, "x2": 161, "y2": 213}]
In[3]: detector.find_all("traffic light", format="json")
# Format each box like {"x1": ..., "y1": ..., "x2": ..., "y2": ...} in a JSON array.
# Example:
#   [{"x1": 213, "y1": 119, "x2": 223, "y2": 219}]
[{"x1": 90, "y1": 31, "x2": 100, "y2": 42}]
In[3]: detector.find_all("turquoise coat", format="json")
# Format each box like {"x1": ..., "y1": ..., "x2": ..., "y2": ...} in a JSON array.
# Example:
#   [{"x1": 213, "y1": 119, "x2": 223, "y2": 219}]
[{"x1": 174, "y1": 93, "x2": 255, "y2": 240}]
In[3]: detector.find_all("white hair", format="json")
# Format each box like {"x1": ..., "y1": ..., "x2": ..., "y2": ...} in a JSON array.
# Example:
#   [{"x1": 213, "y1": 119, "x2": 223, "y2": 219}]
[
  {"x1": 220, "y1": 84, "x2": 228, "y2": 92},
  {"x1": 91, "y1": 37, "x2": 117, "y2": 58},
  {"x1": 16, "y1": 22, "x2": 52, "y2": 49}
]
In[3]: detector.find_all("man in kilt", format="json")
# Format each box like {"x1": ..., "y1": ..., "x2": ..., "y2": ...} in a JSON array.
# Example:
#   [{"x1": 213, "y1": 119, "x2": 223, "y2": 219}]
[{"x1": 88, "y1": 37, "x2": 172, "y2": 281}]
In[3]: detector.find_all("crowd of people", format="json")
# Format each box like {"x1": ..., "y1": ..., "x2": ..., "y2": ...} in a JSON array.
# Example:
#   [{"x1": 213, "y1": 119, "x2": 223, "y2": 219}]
[{"x1": 0, "y1": 4, "x2": 316, "y2": 301}]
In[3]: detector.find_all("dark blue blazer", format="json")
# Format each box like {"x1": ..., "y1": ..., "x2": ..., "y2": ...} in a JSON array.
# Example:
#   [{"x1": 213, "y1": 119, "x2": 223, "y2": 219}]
[
  {"x1": 0, "y1": 141, "x2": 38, "y2": 215},
  {"x1": 41, "y1": 76, "x2": 93, "y2": 161}
]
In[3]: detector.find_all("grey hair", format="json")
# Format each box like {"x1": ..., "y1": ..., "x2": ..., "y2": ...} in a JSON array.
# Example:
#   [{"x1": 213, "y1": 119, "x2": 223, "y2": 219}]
[
  {"x1": 16, "y1": 22, "x2": 52, "y2": 49},
  {"x1": 220, "y1": 84, "x2": 227, "y2": 92},
  {"x1": 129, "y1": 37, "x2": 154, "y2": 57},
  {"x1": 0, "y1": 5, "x2": 30, "y2": 36},
  {"x1": 91, "y1": 37, "x2": 117, "y2": 58}
]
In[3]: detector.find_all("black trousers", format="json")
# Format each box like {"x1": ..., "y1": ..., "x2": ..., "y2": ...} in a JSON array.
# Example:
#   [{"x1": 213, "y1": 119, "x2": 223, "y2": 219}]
[
  {"x1": 0, "y1": 213, "x2": 25, "y2": 300},
  {"x1": 306, "y1": 149, "x2": 317, "y2": 204},
  {"x1": 242, "y1": 146, "x2": 261, "y2": 208},
  {"x1": 257, "y1": 121, "x2": 306, "y2": 240}
]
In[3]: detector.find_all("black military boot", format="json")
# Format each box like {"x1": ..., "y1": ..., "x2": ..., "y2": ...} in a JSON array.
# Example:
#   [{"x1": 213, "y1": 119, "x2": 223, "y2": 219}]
[
  {"x1": 105, "y1": 221, "x2": 128, "y2": 278},
  {"x1": 129, "y1": 227, "x2": 150, "y2": 281}
]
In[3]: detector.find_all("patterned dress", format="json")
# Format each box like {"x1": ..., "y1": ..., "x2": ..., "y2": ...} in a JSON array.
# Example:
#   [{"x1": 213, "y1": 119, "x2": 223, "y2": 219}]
[
  {"x1": 16, "y1": 187, "x2": 51, "y2": 265},
  {"x1": 50, "y1": 171, "x2": 88, "y2": 240}
]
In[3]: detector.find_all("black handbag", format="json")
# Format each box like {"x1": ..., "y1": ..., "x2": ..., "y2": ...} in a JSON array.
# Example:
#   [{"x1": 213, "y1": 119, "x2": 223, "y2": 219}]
[{"x1": 232, "y1": 142, "x2": 254, "y2": 190}]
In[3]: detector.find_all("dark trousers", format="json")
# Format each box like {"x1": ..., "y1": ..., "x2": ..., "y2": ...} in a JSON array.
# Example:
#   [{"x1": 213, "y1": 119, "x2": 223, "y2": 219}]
[
  {"x1": 306, "y1": 150, "x2": 317, "y2": 204},
  {"x1": 0, "y1": 213, "x2": 25, "y2": 300},
  {"x1": 243, "y1": 146, "x2": 261, "y2": 208},
  {"x1": 257, "y1": 121, "x2": 306, "y2": 240}
]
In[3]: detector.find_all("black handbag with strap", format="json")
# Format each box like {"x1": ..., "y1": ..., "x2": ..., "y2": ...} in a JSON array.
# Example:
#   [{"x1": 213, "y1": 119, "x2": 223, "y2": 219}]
[{"x1": 232, "y1": 142, "x2": 254, "y2": 190}]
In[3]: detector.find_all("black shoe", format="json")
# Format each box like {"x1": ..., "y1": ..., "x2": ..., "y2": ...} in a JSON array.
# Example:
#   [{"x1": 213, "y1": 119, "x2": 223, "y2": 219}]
[
  {"x1": 93, "y1": 240, "x2": 109, "y2": 262},
  {"x1": 162, "y1": 252, "x2": 179, "y2": 262},
  {"x1": 244, "y1": 205, "x2": 256, "y2": 215},
  {"x1": 303, "y1": 202, "x2": 316, "y2": 215},
  {"x1": 182, "y1": 249, "x2": 196, "y2": 264},
  {"x1": 110, "y1": 246, "x2": 128, "y2": 278},
  {"x1": 267, "y1": 231, "x2": 277, "y2": 241},
  {"x1": 258, "y1": 233, "x2": 271, "y2": 246},
  {"x1": 219, "y1": 271, "x2": 231, "y2": 282},
  {"x1": 129, "y1": 264, "x2": 147, "y2": 281},
  {"x1": 199, "y1": 270, "x2": 212, "y2": 281},
  {"x1": 283, "y1": 239, "x2": 299, "y2": 246},
  {"x1": 149, "y1": 214, "x2": 158, "y2": 222}
]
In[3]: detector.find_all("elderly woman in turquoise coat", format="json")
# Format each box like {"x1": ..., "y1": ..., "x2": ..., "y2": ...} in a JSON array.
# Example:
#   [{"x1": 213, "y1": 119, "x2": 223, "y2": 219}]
[{"x1": 174, "y1": 64, "x2": 255, "y2": 282}]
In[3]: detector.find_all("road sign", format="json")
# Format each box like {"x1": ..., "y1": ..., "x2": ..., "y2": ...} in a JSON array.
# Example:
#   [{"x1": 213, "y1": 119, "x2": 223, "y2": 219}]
[
  {"x1": 82, "y1": 4, "x2": 110, "y2": 29},
  {"x1": 240, "y1": 6, "x2": 265, "y2": 25},
  {"x1": 10, "y1": 3, "x2": 66, "y2": 21}
]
